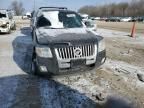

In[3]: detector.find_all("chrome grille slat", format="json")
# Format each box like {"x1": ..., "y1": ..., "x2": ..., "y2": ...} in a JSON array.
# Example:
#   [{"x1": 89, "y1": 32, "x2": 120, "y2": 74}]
[
  {"x1": 61, "y1": 48, "x2": 65, "y2": 59},
  {"x1": 84, "y1": 45, "x2": 86, "y2": 57},
  {"x1": 82, "y1": 46, "x2": 84, "y2": 57},
  {"x1": 86, "y1": 45, "x2": 88, "y2": 57},
  {"x1": 64, "y1": 48, "x2": 68, "y2": 59},
  {"x1": 88, "y1": 45, "x2": 90, "y2": 55},
  {"x1": 67, "y1": 47, "x2": 70, "y2": 59},
  {"x1": 73, "y1": 47, "x2": 75, "y2": 58},
  {"x1": 56, "y1": 44, "x2": 96, "y2": 60},
  {"x1": 58, "y1": 49, "x2": 61, "y2": 58},
  {"x1": 89, "y1": 45, "x2": 92, "y2": 55}
]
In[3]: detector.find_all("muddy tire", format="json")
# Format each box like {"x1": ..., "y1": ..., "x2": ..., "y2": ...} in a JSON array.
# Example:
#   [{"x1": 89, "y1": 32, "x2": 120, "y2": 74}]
[
  {"x1": 31, "y1": 56, "x2": 40, "y2": 75},
  {"x1": 31, "y1": 50, "x2": 52, "y2": 78},
  {"x1": 31, "y1": 53, "x2": 45, "y2": 76}
]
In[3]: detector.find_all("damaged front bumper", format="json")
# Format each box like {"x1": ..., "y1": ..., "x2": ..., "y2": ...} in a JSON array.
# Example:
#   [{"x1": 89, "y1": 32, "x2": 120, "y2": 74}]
[
  {"x1": 35, "y1": 49, "x2": 106, "y2": 75},
  {"x1": 0, "y1": 27, "x2": 9, "y2": 33}
]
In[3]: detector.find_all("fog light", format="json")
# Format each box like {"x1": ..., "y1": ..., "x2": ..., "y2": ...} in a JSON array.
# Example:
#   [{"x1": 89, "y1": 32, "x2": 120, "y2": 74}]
[{"x1": 40, "y1": 66, "x2": 47, "y2": 72}]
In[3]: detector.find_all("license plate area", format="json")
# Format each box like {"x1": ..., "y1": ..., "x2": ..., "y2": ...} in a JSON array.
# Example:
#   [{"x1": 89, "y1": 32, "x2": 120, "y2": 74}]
[{"x1": 71, "y1": 59, "x2": 86, "y2": 68}]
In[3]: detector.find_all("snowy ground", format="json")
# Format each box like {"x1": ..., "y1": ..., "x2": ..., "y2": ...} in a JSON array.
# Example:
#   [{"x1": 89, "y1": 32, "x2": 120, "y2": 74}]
[{"x1": 0, "y1": 25, "x2": 144, "y2": 108}]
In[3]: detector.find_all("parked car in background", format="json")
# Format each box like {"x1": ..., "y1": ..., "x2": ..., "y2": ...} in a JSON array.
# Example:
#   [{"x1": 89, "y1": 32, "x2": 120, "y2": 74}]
[
  {"x1": 26, "y1": 12, "x2": 31, "y2": 18},
  {"x1": 128, "y1": 17, "x2": 137, "y2": 22},
  {"x1": 83, "y1": 19, "x2": 97, "y2": 31},
  {"x1": 120, "y1": 17, "x2": 132, "y2": 22},
  {"x1": 137, "y1": 17, "x2": 144, "y2": 22},
  {"x1": 0, "y1": 9, "x2": 16, "y2": 33},
  {"x1": 31, "y1": 7, "x2": 106, "y2": 76},
  {"x1": 79, "y1": 13, "x2": 89, "y2": 20},
  {"x1": 22, "y1": 12, "x2": 31, "y2": 19},
  {"x1": 105, "y1": 17, "x2": 120, "y2": 22},
  {"x1": 91, "y1": 17, "x2": 100, "y2": 20},
  {"x1": 22, "y1": 14, "x2": 28, "y2": 19},
  {"x1": 100, "y1": 17, "x2": 107, "y2": 21},
  {"x1": 79, "y1": 13, "x2": 97, "y2": 31}
]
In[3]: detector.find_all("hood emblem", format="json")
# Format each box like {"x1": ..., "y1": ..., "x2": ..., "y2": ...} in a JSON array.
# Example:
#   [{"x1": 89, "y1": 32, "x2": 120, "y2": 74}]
[{"x1": 74, "y1": 47, "x2": 82, "y2": 57}]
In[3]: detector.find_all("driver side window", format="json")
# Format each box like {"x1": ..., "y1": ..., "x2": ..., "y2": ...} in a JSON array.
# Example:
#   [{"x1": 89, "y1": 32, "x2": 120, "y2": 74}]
[{"x1": 36, "y1": 15, "x2": 51, "y2": 27}]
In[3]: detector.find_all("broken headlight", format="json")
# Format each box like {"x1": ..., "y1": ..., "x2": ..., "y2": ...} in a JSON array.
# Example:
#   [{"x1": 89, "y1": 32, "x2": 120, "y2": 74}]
[{"x1": 36, "y1": 47, "x2": 53, "y2": 58}]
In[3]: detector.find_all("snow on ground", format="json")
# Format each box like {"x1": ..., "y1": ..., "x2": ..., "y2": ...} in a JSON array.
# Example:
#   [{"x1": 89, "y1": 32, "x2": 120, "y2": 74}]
[
  {"x1": 97, "y1": 28, "x2": 144, "y2": 38},
  {"x1": 0, "y1": 31, "x2": 25, "y2": 108},
  {"x1": 39, "y1": 79, "x2": 61, "y2": 108},
  {"x1": 0, "y1": 27, "x2": 144, "y2": 108},
  {"x1": 104, "y1": 59, "x2": 144, "y2": 87}
]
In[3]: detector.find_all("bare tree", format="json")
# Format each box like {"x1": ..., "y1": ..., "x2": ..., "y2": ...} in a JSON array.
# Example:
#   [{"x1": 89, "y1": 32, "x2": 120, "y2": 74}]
[
  {"x1": 78, "y1": 0, "x2": 144, "y2": 17},
  {"x1": 10, "y1": 0, "x2": 25, "y2": 16}
]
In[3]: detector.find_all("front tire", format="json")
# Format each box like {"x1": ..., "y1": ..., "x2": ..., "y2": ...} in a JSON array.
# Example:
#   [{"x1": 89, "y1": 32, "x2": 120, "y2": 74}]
[
  {"x1": 31, "y1": 50, "x2": 52, "y2": 78},
  {"x1": 31, "y1": 51, "x2": 40, "y2": 75}
]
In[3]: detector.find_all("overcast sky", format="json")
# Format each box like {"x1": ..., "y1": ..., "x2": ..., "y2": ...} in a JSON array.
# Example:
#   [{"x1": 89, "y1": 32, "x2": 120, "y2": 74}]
[{"x1": 0, "y1": 0, "x2": 129, "y2": 12}]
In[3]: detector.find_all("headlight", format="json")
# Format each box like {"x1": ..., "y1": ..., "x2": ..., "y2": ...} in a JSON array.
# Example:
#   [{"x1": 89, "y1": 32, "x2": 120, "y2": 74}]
[
  {"x1": 1, "y1": 24, "x2": 8, "y2": 28},
  {"x1": 0, "y1": 22, "x2": 6, "y2": 26},
  {"x1": 36, "y1": 47, "x2": 53, "y2": 58},
  {"x1": 2, "y1": 22, "x2": 7, "y2": 25},
  {"x1": 98, "y1": 39, "x2": 105, "y2": 52}
]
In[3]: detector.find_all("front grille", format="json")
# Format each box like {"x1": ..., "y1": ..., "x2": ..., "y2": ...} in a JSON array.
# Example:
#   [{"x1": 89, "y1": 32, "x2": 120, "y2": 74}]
[{"x1": 55, "y1": 44, "x2": 96, "y2": 59}]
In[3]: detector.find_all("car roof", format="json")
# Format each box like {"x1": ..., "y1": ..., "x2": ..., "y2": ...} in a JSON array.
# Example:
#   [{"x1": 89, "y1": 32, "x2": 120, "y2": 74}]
[
  {"x1": 33, "y1": 7, "x2": 76, "y2": 18},
  {"x1": 37, "y1": 7, "x2": 67, "y2": 12},
  {"x1": 39, "y1": 7, "x2": 67, "y2": 10},
  {"x1": 38, "y1": 9, "x2": 76, "y2": 17},
  {"x1": 41, "y1": 9, "x2": 75, "y2": 13}
]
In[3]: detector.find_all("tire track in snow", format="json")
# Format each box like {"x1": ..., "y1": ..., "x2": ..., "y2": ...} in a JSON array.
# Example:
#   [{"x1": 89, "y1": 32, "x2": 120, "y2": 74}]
[
  {"x1": 39, "y1": 79, "x2": 61, "y2": 108},
  {"x1": 39, "y1": 76, "x2": 97, "y2": 108},
  {"x1": 54, "y1": 77, "x2": 98, "y2": 108},
  {"x1": 0, "y1": 76, "x2": 20, "y2": 108}
]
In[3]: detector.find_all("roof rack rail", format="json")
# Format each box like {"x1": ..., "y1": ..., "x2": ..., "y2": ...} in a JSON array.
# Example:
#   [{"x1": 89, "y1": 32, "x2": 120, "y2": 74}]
[
  {"x1": 0, "y1": 9, "x2": 13, "y2": 11},
  {"x1": 39, "y1": 7, "x2": 67, "y2": 10}
]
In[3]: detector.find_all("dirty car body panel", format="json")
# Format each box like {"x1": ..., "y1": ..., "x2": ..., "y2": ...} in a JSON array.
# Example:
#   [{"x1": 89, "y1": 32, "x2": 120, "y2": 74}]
[{"x1": 32, "y1": 7, "x2": 106, "y2": 75}]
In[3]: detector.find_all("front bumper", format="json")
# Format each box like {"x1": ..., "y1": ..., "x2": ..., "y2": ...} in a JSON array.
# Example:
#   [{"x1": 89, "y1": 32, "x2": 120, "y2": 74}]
[
  {"x1": 0, "y1": 27, "x2": 9, "y2": 33},
  {"x1": 36, "y1": 50, "x2": 106, "y2": 75}
]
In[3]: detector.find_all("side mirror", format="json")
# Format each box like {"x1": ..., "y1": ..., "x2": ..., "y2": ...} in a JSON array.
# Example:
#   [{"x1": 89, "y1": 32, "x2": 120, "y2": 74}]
[{"x1": 84, "y1": 21, "x2": 94, "y2": 28}]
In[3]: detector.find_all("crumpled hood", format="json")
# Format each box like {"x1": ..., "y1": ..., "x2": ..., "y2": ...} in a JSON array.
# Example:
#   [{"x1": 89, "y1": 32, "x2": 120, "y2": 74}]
[{"x1": 36, "y1": 28, "x2": 102, "y2": 45}]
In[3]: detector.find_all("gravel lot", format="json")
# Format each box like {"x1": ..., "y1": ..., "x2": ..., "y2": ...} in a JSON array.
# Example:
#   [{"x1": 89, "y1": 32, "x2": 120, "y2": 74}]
[
  {"x1": 0, "y1": 23, "x2": 144, "y2": 108},
  {"x1": 96, "y1": 21, "x2": 144, "y2": 34}
]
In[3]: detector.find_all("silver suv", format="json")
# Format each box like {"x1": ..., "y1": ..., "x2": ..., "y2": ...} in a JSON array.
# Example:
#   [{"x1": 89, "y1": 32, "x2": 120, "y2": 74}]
[{"x1": 0, "y1": 9, "x2": 16, "y2": 33}]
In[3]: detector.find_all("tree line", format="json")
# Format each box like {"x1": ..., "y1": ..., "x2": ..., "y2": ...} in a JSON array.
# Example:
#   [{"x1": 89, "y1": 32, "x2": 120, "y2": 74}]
[
  {"x1": 9, "y1": 0, "x2": 25, "y2": 16},
  {"x1": 78, "y1": 0, "x2": 144, "y2": 17}
]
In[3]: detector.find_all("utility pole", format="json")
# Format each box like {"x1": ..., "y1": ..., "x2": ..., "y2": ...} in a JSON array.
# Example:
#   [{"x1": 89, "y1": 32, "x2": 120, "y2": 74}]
[{"x1": 33, "y1": 0, "x2": 36, "y2": 10}]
